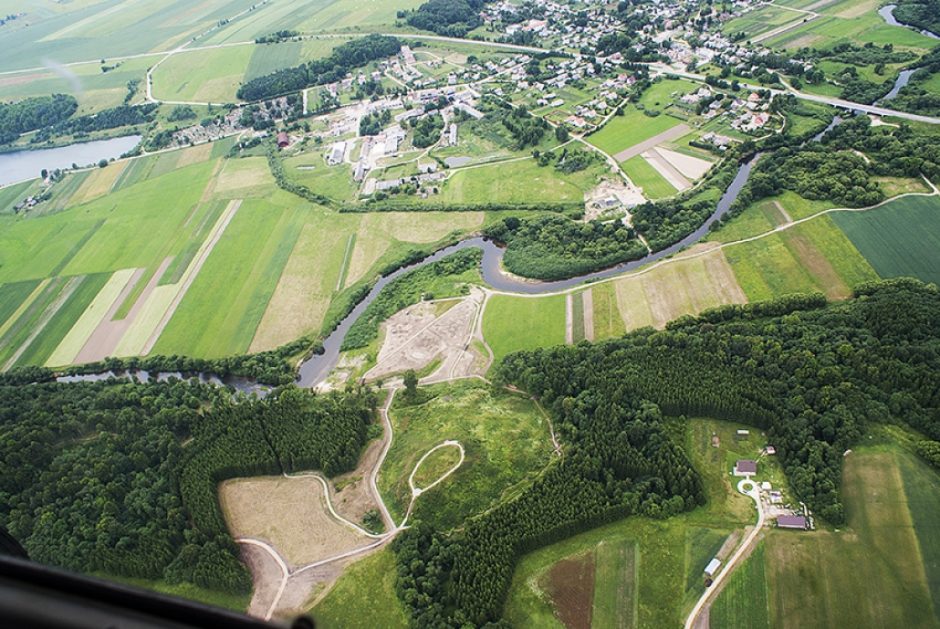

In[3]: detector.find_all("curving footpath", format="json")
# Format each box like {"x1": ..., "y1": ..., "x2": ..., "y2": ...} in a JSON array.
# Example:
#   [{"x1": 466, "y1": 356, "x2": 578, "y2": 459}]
[{"x1": 684, "y1": 479, "x2": 765, "y2": 629}]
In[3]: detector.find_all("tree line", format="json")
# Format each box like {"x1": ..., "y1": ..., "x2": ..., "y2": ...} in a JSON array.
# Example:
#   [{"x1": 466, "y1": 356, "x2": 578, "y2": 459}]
[
  {"x1": 390, "y1": 278, "x2": 940, "y2": 626},
  {"x1": 0, "y1": 379, "x2": 376, "y2": 595},
  {"x1": 0, "y1": 94, "x2": 77, "y2": 144},
  {"x1": 402, "y1": 0, "x2": 486, "y2": 37},
  {"x1": 484, "y1": 214, "x2": 648, "y2": 280},
  {"x1": 236, "y1": 35, "x2": 401, "y2": 102}
]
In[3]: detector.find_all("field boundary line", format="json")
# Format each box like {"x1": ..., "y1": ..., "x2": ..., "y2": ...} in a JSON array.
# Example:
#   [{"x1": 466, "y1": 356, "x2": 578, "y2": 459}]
[
  {"x1": 3, "y1": 276, "x2": 84, "y2": 370},
  {"x1": 0, "y1": 279, "x2": 50, "y2": 341},
  {"x1": 486, "y1": 188, "x2": 940, "y2": 300}
]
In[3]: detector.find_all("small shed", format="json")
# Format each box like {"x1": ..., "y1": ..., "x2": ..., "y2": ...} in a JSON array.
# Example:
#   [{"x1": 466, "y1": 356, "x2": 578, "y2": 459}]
[
  {"x1": 734, "y1": 460, "x2": 757, "y2": 476},
  {"x1": 276, "y1": 132, "x2": 290, "y2": 148},
  {"x1": 704, "y1": 558, "x2": 721, "y2": 577},
  {"x1": 777, "y1": 515, "x2": 808, "y2": 530}
]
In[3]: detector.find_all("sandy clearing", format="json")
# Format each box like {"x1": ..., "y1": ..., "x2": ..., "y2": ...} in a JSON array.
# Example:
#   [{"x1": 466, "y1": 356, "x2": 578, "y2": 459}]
[
  {"x1": 0, "y1": 279, "x2": 50, "y2": 340},
  {"x1": 642, "y1": 149, "x2": 692, "y2": 191},
  {"x1": 329, "y1": 439, "x2": 386, "y2": 527},
  {"x1": 114, "y1": 200, "x2": 240, "y2": 356},
  {"x1": 45, "y1": 268, "x2": 139, "y2": 366},
  {"x1": 365, "y1": 289, "x2": 484, "y2": 382},
  {"x1": 241, "y1": 543, "x2": 287, "y2": 619},
  {"x1": 781, "y1": 229, "x2": 849, "y2": 299},
  {"x1": 249, "y1": 223, "x2": 344, "y2": 352},
  {"x1": 656, "y1": 147, "x2": 713, "y2": 180},
  {"x1": 613, "y1": 123, "x2": 691, "y2": 162},
  {"x1": 641, "y1": 270, "x2": 690, "y2": 328},
  {"x1": 221, "y1": 475, "x2": 369, "y2": 568},
  {"x1": 582, "y1": 289, "x2": 595, "y2": 342},
  {"x1": 565, "y1": 293, "x2": 574, "y2": 344},
  {"x1": 3, "y1": 276, "x2": 84, "y2": 370}
]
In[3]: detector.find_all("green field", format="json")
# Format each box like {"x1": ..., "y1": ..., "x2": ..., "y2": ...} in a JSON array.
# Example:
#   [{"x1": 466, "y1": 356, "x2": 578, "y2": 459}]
[
  {"x1": 721, "y1": 4, "x2": 802, "y2": 39},
  {"x1": 482, "y1": 294, "x2": 566, "y2": 363},
  {"x1": 723, "y1": 215, "x2": 878, "y2": 301},
  {"x1": 710, "y1": 543, "x2": 770, "y2": 629},
  {"x1": 622, "y1": 155, "x2": 677, "y2": 199},
  {"x1": 433, "y1": 158, "x2": 604, "y2": 206},
  {"x1": 379, "y1": 380, "x2": 553, "y2": 529},
  {"x1": 832, "y1": 195, "x2": 940, "y2": 286},
  {"x1": 756, "y1": 446, "x2": 938, "y2": 628},
  {"x1": 503, "y1": 418, "x2": 774, "y2": 628},
  {"x1": 592, "y1": 540, "x2": 638, "y2": 629},
  {"x1": 587, "y1": 110, "x2": 683, "y2": 156},
  {"x1": 311, "y1": 549, "x2": 408, "y2": 629},
  {"x1": 590, "y1": 282, "x2": 626, "y2": 340},
  {"x1": 97, "y1": 573, "x2": 251, "y2": 613}
]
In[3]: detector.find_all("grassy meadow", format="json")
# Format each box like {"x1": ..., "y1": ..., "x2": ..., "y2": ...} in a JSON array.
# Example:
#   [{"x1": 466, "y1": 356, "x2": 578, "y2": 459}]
[
  {"x1": 311, "y1": 549, "x2": 409, "y2": 629},
  {"x1": 379, "y1": 380, "x2": 554, "y2": 530},
  {"x1": 482, "y1": 294, "x2": 566, "y2": 363}
]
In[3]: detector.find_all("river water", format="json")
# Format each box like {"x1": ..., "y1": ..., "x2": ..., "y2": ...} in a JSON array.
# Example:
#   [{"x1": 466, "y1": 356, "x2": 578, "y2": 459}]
[
  {"x1": 0, "y1": 135, "x2": 141, "y2": 187},
  {"x1": 296, "y1": 154, "x2": 760, "y2": 386},
  {"x1": 879, "y1": 5, "x2": 940, "y2": 40}
]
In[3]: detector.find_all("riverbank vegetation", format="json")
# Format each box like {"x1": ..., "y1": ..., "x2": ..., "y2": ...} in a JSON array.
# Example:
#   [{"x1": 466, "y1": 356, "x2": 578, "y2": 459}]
[
  {"x1": 390, "y1": 279, "x2": 940, "y2": 625},
  {"x1": 0, "y1": 94, "x2": 77, "y2": 145}
]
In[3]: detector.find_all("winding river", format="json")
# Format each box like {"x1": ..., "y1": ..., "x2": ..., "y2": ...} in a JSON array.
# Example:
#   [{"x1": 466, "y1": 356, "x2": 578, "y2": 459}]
[
  {"x1": 879, "y1": 5, "x2": 940, "y2": 40},
  {"x1": 295, "y1": 154, "x2": 759, "y2": 386}
]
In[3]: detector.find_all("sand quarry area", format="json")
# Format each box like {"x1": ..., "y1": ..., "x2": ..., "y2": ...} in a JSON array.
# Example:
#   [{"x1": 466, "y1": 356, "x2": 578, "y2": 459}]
[{"x1": 365, "y1": 287, "x2": 489, "y2": 383}]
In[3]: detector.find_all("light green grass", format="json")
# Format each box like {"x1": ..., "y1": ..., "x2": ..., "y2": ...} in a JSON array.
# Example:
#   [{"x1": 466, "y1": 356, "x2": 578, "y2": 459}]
[
  {"x1": 0, "y1": 180, "x2": 39, "y2": 214},
  {"x1": 311, "y1": 549, "x2": 408, "y2": 629},
  {"x1": 623, "y1": 155, "x2": 678, "y2": 199},
  {"x1": 898, "y1": 449, "x2": 940, "y2": 612},
  {"x1": 764, "y1": 447, "x2": 937, "y2": 628},
  {"x1": 153, "y1": 46, "x2": 253, "y2": 103},
  {"x1": 710, "y1": 543, "x2": 770, "y2": 629},
  {"x1": 831, "y1": 194, "x2": 940, "y2": 286},
  {"x1": 152, "y1": 194, "x2": 303, "y2": 358},
  {"x1": 587, "y1": 110, "x2": 682, "y2": 156},
  {"x1": 12, "y1": 272, "x2": 109, "y2": 367},
  {"x1": 433, "y1": 158, "x2": 602, "y2": 206},
  {"x1": 590, "y1": 282, "x2": 626, "y2": 340},
  {"x1": 721, "y1": 4, "x2": 802, "y2": 39},
  {"x1": 483, "y1": 294, "x2": 566, "y2": 363},
  {"x1": 592, "y1": 539, "x2": 638, "y2": 629},
  {"x1": 95, "y1": 573, "x2": 250, "y2": 613},
  {"x1": 380, "y1": 380, "x2": 554, "y2": 530},
  {"x1": 411, "y1": 444, "x2": 463, "y2": 490}
]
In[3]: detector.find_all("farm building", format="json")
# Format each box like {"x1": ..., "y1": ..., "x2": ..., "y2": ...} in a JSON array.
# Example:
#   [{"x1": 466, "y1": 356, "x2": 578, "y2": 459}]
[
  {"x1": 734, "y1": 460, "x2": 757, "y2": 476},
  {"x1": 276, "y1": 132, "x2": 290, "y2": 148},
  {"x1": 704, "y1": 558, "x2": 721, "y2": 577},
  {"x1": 777, "y1": 515, "x2": 808, "y2": 530}
]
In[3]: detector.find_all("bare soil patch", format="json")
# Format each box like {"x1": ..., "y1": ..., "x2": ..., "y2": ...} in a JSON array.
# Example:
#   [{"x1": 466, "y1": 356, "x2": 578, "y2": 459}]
[
  {"x1": 73, "y1": 267, "x2": 145, "y2": 363},
  {"x1": 642, "y1": 149, "x2": 691, "y2": 191},
  {"x1": 242, "y1": 543, "x2": 285, "y2": 619},
  {"x1": 582, "y1": 289, "x2": 595, "y2": 342},
  {"x1": 221, "y1": 475, "x2": 368, "y2": 568},
  {"x1": 584, "y1": 178, "x2": 645, "y2": 220},
  {"x1": 540, "y1": 552, "x2": 596, "y2": 629},
  {"x1": 328, "y1": 437, "x2": 385, "y2": 528},
  {"x1": 656, "y1": 147, "x2": 713, "y2": 180},
  {"x1": 0, "y1": 72, "x2": 51, "y2": 87},
  {"x1": 366, "y1": 289, "x2": 484, "y2": 382}
]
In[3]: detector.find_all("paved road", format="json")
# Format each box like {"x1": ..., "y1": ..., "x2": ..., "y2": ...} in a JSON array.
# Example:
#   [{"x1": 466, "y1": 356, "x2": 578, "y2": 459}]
[{"x1": 647, "y1": 64, "x2": 940, "y2": 125}]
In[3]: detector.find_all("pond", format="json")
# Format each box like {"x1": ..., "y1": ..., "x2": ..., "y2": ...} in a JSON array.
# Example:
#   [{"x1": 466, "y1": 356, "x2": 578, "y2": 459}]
[{"x1": 0, "y1": 135, "x2": 142, "y2": 187}]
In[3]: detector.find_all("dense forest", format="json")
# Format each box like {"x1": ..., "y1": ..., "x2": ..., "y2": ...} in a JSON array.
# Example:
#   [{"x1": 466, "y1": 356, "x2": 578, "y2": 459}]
[
  {"x1": 484, "y1": 214, "x2": 648, "y2": 280},
  {"x1": 34, "y1": 103, "x2": 159, "y2": 143},
  {"x1": 404, "y1": 0, "x2": 486, "y2": 37},
  {"x1": 892, "y1": 0, "x2": 940, "y2": 36},
  {"x1": 0, "y1": 94, "x2": 77, "y2": 144},
  {"x1": 0, "y1": 381, "x2": 375, "y2": 593},
  {"x1": 236, "y1": 35, "x2": 401, "y2": 101},
  {"x1": 735, "y1": 115, "x2": 940, "y2": 211},
  {"x1": 393, "y1": 279, "x2": 940, "y2": 625}
]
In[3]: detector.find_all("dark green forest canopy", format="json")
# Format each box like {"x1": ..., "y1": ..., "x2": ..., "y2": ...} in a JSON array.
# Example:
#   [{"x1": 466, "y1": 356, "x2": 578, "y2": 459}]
[
  {"x1": 404, "y1": 0, "x2": 487, "y2": 38},
  {"x1": 893, "y1": 0, "x2": 940, "y2": 35},
  {"x1": 0, "y1": 381, "x2": 375, "y2": 593},
  {"x1": 393, "y1": 279, "x2": 940, "y2": 626},
  {"x1": 0, "y1": 94, "x2": 77, "y2": 144},
  {"x1": 236, "y1": 35, "x2": 401, "y2": 101}
]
